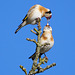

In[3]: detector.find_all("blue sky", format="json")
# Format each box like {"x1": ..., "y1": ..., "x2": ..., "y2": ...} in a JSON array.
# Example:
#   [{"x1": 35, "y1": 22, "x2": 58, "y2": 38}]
[{"x1": 0, "y1": 0, "x2": 75, "y2": 75}]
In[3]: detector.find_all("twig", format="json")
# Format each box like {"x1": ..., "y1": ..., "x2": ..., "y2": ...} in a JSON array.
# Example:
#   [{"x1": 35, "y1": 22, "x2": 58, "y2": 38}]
[
  {"x1": 37, "y1": 57, "x2": 48, "y2": 70},
  {"x1": 31, "y1": 30, "x2": 37, "y2": 35},
  {"x1": 32, "y1": 63, "x2": 56, "y2": 74},
  {"x1": 33, "y1": 28, "x2": 38, "y2": 33},
  {"x1": 26, "y1": 38, "x2": 38, "y2": 46},
  {"x1": 20, "y1": 65, "x2": 27, "y2": 75}
]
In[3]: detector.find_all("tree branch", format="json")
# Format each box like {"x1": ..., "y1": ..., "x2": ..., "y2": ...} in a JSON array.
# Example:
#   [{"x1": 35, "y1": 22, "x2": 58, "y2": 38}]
[
  {"x1": 20, "y1": 65, "x2": 27, "y2": 75},
  {"x1": 32, "y1": 63, "x2": 56, "y2": 74},
  {"x1": 33, "y1": 28, "x2": 38, "y2": 33},
  {"x1": 26, "y1": 38, "x2": 38, "y2": 46},
  {"x1": 31, "y1": 30, "x2": 37, "y2": 35},
  {"x1": 28, "y1": 18, "x2": 41, "y2": 75}
]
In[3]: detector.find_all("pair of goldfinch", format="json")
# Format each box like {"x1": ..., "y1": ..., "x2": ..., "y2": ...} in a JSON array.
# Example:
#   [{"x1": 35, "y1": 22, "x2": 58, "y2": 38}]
[{"x1": 15, "y1": 4, "x2": 54, "y2": 60}]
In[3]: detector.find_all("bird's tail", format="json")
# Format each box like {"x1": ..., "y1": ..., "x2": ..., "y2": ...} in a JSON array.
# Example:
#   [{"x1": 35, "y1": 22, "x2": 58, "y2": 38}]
[
  {"x1": 15, "y1": 21, "x2": 26, "y2": 34},
  {"x1": 29, "y1": 52, "x2": 36, "y2": 60},
  {"x1": 29, "y1": 52, "x2": 43, "y2": 60}
]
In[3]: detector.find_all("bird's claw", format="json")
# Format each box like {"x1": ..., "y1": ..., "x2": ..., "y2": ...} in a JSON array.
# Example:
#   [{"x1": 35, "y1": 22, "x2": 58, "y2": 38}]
[
  {"x1": 36, "y1": 17, "x2": 41, "y2": 23},
  {"x1": 45, "y1": 56, "x2": 48, "y2": 60}
]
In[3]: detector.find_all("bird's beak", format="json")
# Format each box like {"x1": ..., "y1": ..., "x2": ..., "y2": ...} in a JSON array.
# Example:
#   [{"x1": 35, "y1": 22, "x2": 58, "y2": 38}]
[{"x1": 48, "y1": 15, "x2": 52, "y2": 22}]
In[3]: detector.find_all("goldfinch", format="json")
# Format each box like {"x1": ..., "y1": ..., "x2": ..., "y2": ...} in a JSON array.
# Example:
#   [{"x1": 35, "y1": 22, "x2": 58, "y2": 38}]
[
  {"x1": 29, "y1": 23, "x2": 54, "y2": 60},
  {"x1": 15, "y1": 4, "x2": 52, "y2": 34}
]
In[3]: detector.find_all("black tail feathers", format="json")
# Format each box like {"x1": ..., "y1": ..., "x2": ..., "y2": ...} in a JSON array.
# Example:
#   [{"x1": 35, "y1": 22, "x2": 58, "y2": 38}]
[{"x1": 15, "y1": 24, "x2": 22, "y2": 34}]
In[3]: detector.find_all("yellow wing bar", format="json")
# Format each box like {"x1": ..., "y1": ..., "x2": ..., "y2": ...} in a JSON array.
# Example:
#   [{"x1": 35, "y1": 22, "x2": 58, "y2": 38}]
[{"x1": 22, "y1": 14, "x2": 28, "y2": 21}]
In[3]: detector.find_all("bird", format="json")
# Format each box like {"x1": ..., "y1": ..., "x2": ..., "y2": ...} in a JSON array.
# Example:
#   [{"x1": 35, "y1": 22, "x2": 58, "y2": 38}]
[
  {"x1": 15, "y1": 4, "x2": 52, "y2": 34},
  {"x1": 29, "y1": 23, "x2": 54, "y2": 60}
]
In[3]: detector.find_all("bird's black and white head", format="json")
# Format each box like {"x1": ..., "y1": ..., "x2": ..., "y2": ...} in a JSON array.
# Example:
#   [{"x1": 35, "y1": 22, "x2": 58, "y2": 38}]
[
  {"x1": 43, "y1": 23, "x2": 52, "y2": 32},
  {"x1": 45, "y1": 9, "x2": 52, "y2": 20}
]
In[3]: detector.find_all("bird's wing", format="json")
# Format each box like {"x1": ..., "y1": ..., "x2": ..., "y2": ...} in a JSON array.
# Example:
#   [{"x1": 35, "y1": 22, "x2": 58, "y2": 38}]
[
  {"x1": 22, "y1": 14, "x2": 28, "y2": 22},
  {"x1": 22, "y1": 5, "x2": 38, "y2": 22}
]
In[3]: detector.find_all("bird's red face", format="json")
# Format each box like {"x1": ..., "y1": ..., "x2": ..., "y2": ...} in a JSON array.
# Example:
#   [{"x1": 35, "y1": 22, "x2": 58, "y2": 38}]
[
  {"x1": 45, "y1": 10, "x2": 52, "y2": 20},
  {"x1": 46, "y1": 15, "x2": 52, "y2": 20}
]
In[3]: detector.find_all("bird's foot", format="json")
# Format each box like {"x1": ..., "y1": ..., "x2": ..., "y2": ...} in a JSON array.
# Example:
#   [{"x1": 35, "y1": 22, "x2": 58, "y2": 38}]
[
  {"x1": 45, "y1": 56, "x2": 48, "y2": 60},
  {"x1": 44, "y1": 53, "x2": 48, "y2": 60},
  {"x1": 36, "y1": 17, "x2": 41, "y2": 29},
  {"x1": 36, "y1": 17, "x2": 41, "y2": 23}
]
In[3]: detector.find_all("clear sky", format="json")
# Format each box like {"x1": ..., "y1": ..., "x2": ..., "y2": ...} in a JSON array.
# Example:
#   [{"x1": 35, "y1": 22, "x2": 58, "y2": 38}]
[{"x1": 0, "y1": 0, "x2": 75, "y2": 75}]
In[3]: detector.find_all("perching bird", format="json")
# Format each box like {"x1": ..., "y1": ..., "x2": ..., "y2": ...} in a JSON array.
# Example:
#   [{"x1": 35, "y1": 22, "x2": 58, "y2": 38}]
[
  {"x1": 15, "y1": 4, "x2": 52, "y2": 34},
  {"x1": 29, "y1": 23, "x2": 54, "y2": 60}
]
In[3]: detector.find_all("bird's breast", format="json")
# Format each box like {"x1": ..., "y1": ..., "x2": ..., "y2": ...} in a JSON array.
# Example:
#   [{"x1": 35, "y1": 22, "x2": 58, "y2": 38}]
[{"x1": 40, "y1": 33, "x2": 54, "y2": 53}]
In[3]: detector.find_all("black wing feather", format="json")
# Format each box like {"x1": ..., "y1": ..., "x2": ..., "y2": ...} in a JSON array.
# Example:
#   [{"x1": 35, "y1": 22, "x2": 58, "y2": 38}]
[{"x1": 22, "y1": 14, "x2": 28, "y2": 22}]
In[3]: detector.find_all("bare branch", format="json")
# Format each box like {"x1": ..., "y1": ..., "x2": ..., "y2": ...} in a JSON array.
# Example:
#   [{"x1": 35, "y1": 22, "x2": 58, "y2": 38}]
[
  {"x1": 31, "y1": 30, "x2": 37, "y2": 35},
  {"x1": 32, "y1": 63, "x2": 56, "y2": 74},
  {"x1": 20, "y1": 65, "x2": 27, "y2": 75},
  {"x1": 33, "y1": 28, "x2": 38, "y2": 33},
  {"x1": 26, "y1": 38, "x2": 38, "y2": 46}
]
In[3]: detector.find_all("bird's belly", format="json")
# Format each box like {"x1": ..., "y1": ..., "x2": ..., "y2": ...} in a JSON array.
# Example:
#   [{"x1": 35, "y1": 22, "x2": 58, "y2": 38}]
[
  {"x1": 40, "y1": 45, "x2": 51, "y2": 53},
  {"x1": 40, "y1": 42, "x2": 54, "y2": 53}
]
